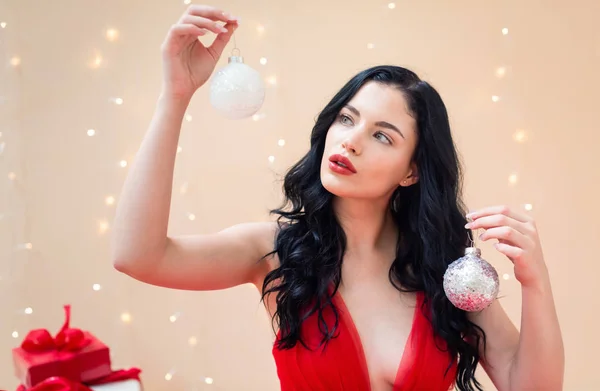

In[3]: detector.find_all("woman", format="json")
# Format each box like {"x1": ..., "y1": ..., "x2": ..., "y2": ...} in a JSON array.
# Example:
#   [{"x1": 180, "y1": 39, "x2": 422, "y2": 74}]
[{"x1": 111, "y1": 5, "x2": 564, "y2": 391}]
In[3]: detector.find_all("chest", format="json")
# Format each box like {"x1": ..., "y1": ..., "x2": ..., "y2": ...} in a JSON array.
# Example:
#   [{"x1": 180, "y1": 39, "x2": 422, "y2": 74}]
[{"x1": 338, "y1": 284, "x2": 418, "y2": 390}]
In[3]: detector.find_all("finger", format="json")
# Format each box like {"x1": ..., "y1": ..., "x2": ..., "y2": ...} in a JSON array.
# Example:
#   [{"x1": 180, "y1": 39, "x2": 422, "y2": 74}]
[
  {"x1": 185, "y1": 5, "x2": 239, "y2": 23},
  {"x1": 467, "y1": 205, "x2": 532, "y2": 224},
  {"x1": 466, "y1": 214, "x2": 533, "y2": 236},
  {"x1": 208, "y1": 21, "x2": 238, "y2": 59},
  {"x1": 493, "y1": 242, "x2": 525, "y2": 264},
  {"x1": 479, "y1": 226, "x2": 533, "y2": 249},
  {"x1": 169, "y1": 23, "x2": 209, "y2": 38},
  {"x1": 181, "y1": 14, "x2": 229, "y2": 35}
]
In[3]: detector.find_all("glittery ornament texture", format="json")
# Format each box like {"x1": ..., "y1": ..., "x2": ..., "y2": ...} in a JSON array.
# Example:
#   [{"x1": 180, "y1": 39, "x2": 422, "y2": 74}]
[
  {"x1": 443, "y1": 248, "x2": 500, "y2": 312},
  {"x1": 209, "y1": 57, "x2": 265, "y2": 120}
]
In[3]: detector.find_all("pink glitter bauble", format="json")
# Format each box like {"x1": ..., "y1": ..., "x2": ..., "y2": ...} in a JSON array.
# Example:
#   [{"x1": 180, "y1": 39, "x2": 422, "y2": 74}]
[{"x1": 443, "y1": 247, "x2": 499, "y2": 312}]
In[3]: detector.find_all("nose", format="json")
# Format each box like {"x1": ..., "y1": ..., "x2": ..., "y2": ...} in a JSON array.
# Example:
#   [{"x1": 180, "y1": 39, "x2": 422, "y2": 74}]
[{"x1": 342, "y1": 132, "x2": 362, "y2": 155}]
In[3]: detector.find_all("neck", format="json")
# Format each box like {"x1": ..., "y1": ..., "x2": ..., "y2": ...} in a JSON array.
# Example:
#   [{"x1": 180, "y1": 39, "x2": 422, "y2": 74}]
[{"x1": 332, "y1": 196, "x2": 398, "y2": 257}]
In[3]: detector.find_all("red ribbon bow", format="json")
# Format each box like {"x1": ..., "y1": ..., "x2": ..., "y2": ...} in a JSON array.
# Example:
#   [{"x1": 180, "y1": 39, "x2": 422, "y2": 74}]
[
  {"x1": 15, "y1": 368, "x2": 142, "y2": 391},
  {"x1": 16, "y1": 377, "x2": 92, "y2": 391},
  {"x1": 20, "y1": 305, "x2": 90, "y2": 353}
]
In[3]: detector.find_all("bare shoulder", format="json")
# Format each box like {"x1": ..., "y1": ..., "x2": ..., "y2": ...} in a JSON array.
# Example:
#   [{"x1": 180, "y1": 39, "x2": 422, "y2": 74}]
[
  {"x1": 220, "y1": 220, "x2": 282, "y2": 286},
  {"x1": 241, "y1": 221, "x2": 282, "y2": 289},
  {"x1": 214, "y1": 220, "x2": 280, "y2": 256}
]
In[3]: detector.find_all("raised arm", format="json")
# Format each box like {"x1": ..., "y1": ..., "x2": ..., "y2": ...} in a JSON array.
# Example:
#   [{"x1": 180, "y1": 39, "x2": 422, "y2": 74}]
[{"x1": 110, "y1": 5, "x2": 278, "y2": 291}]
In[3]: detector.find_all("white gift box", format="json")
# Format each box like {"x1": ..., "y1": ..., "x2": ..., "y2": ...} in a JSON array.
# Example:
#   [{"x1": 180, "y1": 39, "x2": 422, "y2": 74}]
[{"x1": 90, "y1": 379, "x2": 142, "y2": 391}]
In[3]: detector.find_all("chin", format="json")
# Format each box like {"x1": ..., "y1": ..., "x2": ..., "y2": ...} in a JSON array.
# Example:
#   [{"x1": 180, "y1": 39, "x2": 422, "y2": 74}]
[
  {"x1": 319, "y1": 168, "x2": 355, "y2": 198},
  {"x1": 320, "y1": 165, "x2": 397, "y2": 202}
]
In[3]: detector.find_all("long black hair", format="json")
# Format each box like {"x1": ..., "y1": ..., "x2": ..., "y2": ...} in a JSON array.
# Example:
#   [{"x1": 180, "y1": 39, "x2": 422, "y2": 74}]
[{"x1": 261, "y1": 65, "x2": 485, "y2": 391}]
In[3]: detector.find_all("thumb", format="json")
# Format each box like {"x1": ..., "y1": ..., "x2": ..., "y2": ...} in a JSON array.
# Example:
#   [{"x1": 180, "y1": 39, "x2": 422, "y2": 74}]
[{"x1": 209, "y1": 22, "x2": 238, "y2": 59}]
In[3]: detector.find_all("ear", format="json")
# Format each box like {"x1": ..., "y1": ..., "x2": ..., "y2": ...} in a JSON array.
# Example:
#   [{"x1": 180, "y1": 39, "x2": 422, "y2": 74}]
[{"x1": 400, "y1": 164, "x2": 419, "y2": 187}]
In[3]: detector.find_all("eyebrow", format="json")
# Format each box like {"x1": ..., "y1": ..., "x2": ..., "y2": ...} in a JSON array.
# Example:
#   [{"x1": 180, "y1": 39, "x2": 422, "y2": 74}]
[{"x1": 344, "y1": 104, "x2": 405, "y2": 139}]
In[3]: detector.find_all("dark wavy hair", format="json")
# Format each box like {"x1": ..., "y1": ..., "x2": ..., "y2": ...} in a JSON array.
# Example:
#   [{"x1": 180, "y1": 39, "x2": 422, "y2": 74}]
[{"x1": 261, "y1": 65, "x2": 485, "y2": 391}]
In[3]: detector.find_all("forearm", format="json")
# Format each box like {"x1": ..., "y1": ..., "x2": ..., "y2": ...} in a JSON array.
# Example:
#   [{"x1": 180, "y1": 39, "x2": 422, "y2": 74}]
[
  {"x1": 111, "y1": 92, "x2": 191, "y2": 267},
  {"x1": 510, "y1": 278, "x2": 564, "y2": 391}
]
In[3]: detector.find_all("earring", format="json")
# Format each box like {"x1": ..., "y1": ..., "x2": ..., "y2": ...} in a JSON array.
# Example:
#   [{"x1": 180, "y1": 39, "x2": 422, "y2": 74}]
[{"x1": 402, "y1": 180, "x2": 408, "y2": 185}]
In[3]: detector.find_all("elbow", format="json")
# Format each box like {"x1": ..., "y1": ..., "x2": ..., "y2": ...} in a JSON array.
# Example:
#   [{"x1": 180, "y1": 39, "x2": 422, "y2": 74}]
[
  {"x1": 110, "y1": 246, "x2": 154, "y2": 276},
  {"x1": 508, "y1": 352, "x2": 565, "y2": 391},
  {"x1": 113, "y1": 258, "x2": 130, "y2": 273},
  {"x1": 111, "y1": 254, "x2": 161, "y2": 282},
  {"x1": 110, "y1": 239, "x2": 167, "y2": 279},
  {"x1": 110, "y1": 245, "x2": 131, "y2": 273},
  {"x1": 110, "y1": 250, "x2": 148, "y2": 276},
  {"x1": 112, "y1": 256, "x2": 137, "y2": 276},
  {"x1": 112, "y1": 258, "x2": 147, "y2": 282},
  {"x1": 110, "y1": 236, "x2": 168, "y2": 272},
  {"x1": 509, "y1": 365, "x2": 565, "y2": 391},
  {"x1": 110, "y1": 240, "x2": 135, "y2": 274},
  {"x1": 509, "y1": 380, "x2": 563, "y2": 391}
]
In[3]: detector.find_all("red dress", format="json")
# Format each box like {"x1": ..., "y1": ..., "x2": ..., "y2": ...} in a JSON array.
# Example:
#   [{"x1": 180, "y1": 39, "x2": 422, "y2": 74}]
[{"x1": 272, "y1": 291, "x2": 457, "y2": 390}]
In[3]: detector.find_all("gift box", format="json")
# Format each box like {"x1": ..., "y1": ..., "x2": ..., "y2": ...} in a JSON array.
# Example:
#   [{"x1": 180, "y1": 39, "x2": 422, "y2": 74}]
[
  {"x1": 88, "y1": 369, "x2": 142, "y2": 391},
  {"x1": 90, "y1": 379, "x2": 142, "y2": 391},
  {"x1": 14, "y1": 368, "x2": 143, "y2": 391},
  {"x1": 12, "y1": 305, "x2": 112, "y2": 388}
]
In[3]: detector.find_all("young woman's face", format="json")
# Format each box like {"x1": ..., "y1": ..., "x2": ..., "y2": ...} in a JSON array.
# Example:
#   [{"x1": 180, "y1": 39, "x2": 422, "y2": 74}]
[{"x1": 320, "y1": 81, "x2": 419, "y2": 201}]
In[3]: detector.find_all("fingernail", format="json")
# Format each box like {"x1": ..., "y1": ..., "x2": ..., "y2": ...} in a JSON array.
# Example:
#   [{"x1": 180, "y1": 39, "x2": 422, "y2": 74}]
[
  {"x1": 223, "y1": 12, "x2": 238, "y2": 21},
  {"x1": 464, "y1": 223, "x2": 472, "y2": 229},
  {"x1": 220, "y1": 26, "x2": 228, "y2": 33}
]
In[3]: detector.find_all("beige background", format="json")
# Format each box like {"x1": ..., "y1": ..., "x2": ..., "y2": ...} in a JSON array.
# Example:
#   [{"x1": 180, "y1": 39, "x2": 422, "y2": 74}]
[{"x1": 1, "y1": 0, "x2": 599, "y2": 389}]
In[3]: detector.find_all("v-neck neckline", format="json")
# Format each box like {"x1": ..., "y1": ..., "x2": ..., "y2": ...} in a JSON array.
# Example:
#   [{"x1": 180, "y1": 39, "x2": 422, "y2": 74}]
[{"x1": 332, "y1": 290, "x2": 422, "y2": 391}]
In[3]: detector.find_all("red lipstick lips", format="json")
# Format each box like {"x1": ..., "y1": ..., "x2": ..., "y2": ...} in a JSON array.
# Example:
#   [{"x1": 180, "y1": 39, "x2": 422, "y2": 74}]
[{"x1": 328, "y1": 154, "x2": 357, "y2": 175}]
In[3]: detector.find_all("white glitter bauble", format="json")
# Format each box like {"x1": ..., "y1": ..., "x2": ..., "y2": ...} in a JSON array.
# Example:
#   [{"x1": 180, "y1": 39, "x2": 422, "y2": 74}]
[
  {"x1": 443, "y1": 247, "x2": 500, "y2": 312},
  {"x1": 209, "y1": 55, "x2": 265, "y2": 120}
]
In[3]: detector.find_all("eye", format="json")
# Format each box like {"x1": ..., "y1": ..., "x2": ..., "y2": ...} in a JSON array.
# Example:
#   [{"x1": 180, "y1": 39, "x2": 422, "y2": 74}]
[
  {"x1": 374, "y1": 131, "x2": 392, "y2": 144},
  {"x1": 338, "y1": 114, "x2": 353, "y2": 125}
]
